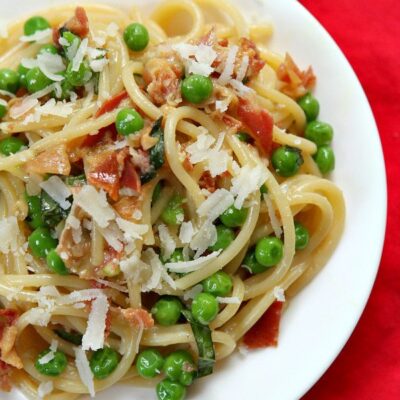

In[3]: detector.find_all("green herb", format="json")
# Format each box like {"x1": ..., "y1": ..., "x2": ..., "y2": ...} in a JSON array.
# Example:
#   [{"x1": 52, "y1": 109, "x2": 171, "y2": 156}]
[
  {"x1": 41, "y1": 191, "x2": 71, "y2": 228},
  {"x1": 181, "y1": 309, "x2": 215, "y2": 378},
  {"x1": 55, "y1": 328, "x2": 82, "y2": 345}
]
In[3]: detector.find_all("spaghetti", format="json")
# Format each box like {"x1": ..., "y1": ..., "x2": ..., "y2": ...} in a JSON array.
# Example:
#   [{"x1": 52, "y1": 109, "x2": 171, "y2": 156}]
[{"x1": 0, "y1": 1, "x2": 345, "y2": 399}]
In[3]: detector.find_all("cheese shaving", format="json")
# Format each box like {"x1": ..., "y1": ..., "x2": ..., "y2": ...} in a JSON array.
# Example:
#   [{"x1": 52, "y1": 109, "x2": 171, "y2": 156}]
[
  {"x1": 189, "y1": 220, "x2": 217, "y2": 258},
  {"x1": 165, "y1": 250, "x2": 221, "y2": 273},
  {"x1": 236, "y1": 55, "x2": 249, "y2": 82},
  {"x1": 38, "y1": 340, "x2": 58, "y2": 365},
  {"x1": 74, "y1": 347, "x2": 95, "y2": 397},
  {"x1": 197, "y1": 188, "x2": 234, "y2": 222},
  {"x1": 218, "y1": 45, "x2": 238, "y2": 85},
  {"x1": 20, "y1": 28, "x2": 52, "y2": 43},
  {"x1": 40, "y1": 176, "x2": 72, "y2": 210},
  {"x1": 216, "y1": 296, "x2": 241, "y2": 304},
  {"x1": 0, "y1": 216, "x2": 19, "y2": 254},
  {"x1": 158, "y1": 224, "x2": 176, "y2": 260},
  {"x1": 179, "y1": 221, "x2": 195, "y2": 244},
  {"x1": 183, "y1": 284, "x2": 203, "y2": 301},
  {"x1": 72, "y1": 38, "x2": 88, "y2": 72},
  {"x1": 273, "y1": 286, "x2": 286, "y2": 302}
]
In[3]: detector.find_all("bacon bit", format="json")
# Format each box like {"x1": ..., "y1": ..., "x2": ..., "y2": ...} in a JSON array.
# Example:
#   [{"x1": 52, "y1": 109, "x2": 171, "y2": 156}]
[
  {"x1": 95, "y1": 91, "x2": 129, "y2": 118},
  {"x1": 120, "y1": 159, "x2": 141, "y2": 194},
  {"x1": 64, "y1": 7, "x2": 89, "y2": 38},
  {"x1": 0, "y1": 309, "x2": 22, "y2": 371},
  {"x1": 243, "y1": 301, "x2": 284, "y2": 349},
  {"x1": 26, "y1": 145, "x2": 71, "y2": 175},
  {"x1": 86, "y1": 151, "x2": 120, "y2": 201},
  {"x1": 113, "y1": 196, "x2": 142, "y2": 220},
  {"x1": 81, "y1": 124, "x2": 118, "y2": 148},
  {"x1": 199, "y1": 171, "x2": 217, "y2": 193},
  {"x1": 143, "y1": 58, "x2": 183, "y2": 106},
  {"x1": 218, "y1": 38, "x2": 229, "y2": 47},
  {"x1": 15, "y1": 87, "x2": 28, "y2": 98},
  {"x1": 120, "y1": 308, "x2": 154, "y2": 329},
  {"x1": 237, "y1": 97, "x2": 274, "y2": 155},
  {"x1": 0, "y1": 361, "x2": 13, "y2": 392},
  {"x1": 238, "y1": 38, "x2": 265, "y2": 79},
  {"x1": 182, "y1": 156, "x2": 194, "y2": 172},
  {"x1": 277, "y1": 53, "x2": 316, "y2": 99}
]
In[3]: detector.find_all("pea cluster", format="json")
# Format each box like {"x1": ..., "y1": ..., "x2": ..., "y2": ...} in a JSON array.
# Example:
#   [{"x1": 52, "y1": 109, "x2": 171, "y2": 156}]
[{"x1": 298, "y1": 92, "x2": 335, "y2": 174}]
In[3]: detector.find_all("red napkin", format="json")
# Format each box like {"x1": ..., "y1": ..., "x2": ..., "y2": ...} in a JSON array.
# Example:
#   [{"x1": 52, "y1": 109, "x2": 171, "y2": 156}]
[{"x1": 298, "y1": 0, "x2": 400, "y2": 399}]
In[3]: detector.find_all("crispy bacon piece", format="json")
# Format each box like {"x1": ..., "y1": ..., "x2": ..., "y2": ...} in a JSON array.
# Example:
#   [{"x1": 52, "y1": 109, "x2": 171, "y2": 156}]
[
  {"x1": 237, "y1": 97, "x2": 274, "y2": 155},
  {"x1": 238, "y1": 38, "x2": 265, "y2": 79},
  {"x1": 143, "y1": 58, "x2": 183, "y2": 106},
  {"x1": 199, "y1": 171, "x2": 217, "y2": 193},
  {"x1": 0, "y1": 309, "x2": 22, "y2": 371},
  {"x1": 243, "y1": 301, "x2": 284, "y2": 349},
  {"x1": 95, "y1": 91, "x2": 129, "y2": 118},
  {"x1": 86, "y1": 150, "x2": 120, "y2": 201},
  {"x1": 120, "y1": 308, "x2": 154, "y2": 329},
  {"x1": 26, "y1": 145, "x2": 71, "y2": 175},
  {"x1": 120, "y1": 159, "x2": 141, "y2": 194},
  {"x1": 81, "y1": 124, "x2": 118, "y2": 148},
  {"x1": 277, "y1": 53, "x2": 316, "y2": 99},
  {"x1": 65, "y1": 7, "x2": 89, "y2": 38}
]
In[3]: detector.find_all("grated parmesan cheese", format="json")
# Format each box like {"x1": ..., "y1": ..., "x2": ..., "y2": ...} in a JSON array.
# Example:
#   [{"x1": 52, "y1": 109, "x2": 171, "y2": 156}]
[
  {"x1": 75, "y1": 186, "x2": 115, "y2": 228},
  {"x1": 116, "y1": 217, "x2": 148, "y2": 241},
  {"x1": 216, "y1": 296, "x2": 241, "y2": 304},
  {"x1": 24, "y1": 308, "x2": 51, "y2": 326},
  {"x1": 273, "y1": 286, "x2": 286, "y2": 302},
  {"x1": 236, "y1": 55, "x2": 249, "y2": 82},
  {"x1": 158, "y1": 224, "x2": 176, "y2": 260},
  {"x1": 189, "y1": 220, "x2": 217, "y2": 258},
  {"x1": 197, "y1": 188, "x2": 234, "y2": 222},
  {"x1": 165, "y1": 250, "x2": 221, "y2": 273},
  {"x1": 38, "y1": 381, "x2": 54, "y2": 398},
  {"x1": 230, "y1": 164, "x2": 268, "y2": 209},
  {"x1": 9, "y1": 98, "x2": 38, "y2": 119},
  {"x1": 74, "y1": 347, "x2": 95, "y2": 397},
  {"x1": 229, "y1": 79, "x2": 255, "y2": 96},
  {"x1": 218, "y1": 45, "x2": 238, "y2": 85},
  {"x1": 98, "y1": 222, "x2": 124, "y2": 252},
  {"x1": 263, "y1": 193, "x2": 282, "y2": 238},
  {"x1": 40, "y1": 176, "x2": 72, "y2": 210},
  {"x1": 0, "y1": 216, "x2": 19, "y2": 254},
  {"x1": 38, "y1": 340, "x2": 58, "y2": 365},
  {"x1": 82, "y1": 294, "x2": 109, "y2": 351},
  {"x1": 179, "y1": 221, "x2": 195, "y2": 244},
  {"x1": 72, "y1": 38, "x2": 88, "y2": 72},
  {"x1": 20, "y1": 28, "x2": 52, "y2": 43}
]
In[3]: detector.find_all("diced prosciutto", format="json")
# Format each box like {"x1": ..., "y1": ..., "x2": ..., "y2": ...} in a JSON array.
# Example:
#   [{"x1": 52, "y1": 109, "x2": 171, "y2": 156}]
[
  {"x1": 238, "y1": 38, "x2": 265, "y2": 80},
  {"x1": 0, "y1": 361, "x2": 12, "y2": 392},
  {"x1": 277, "y1": 53, "x2": 316, "y2": 99},
  {"x1": 120, "y1": 308, "x2": 154, "y2": 329},
  {"x1": 243, "y1": 301, "x2": 284, "y2": 348},
  {"x1": 237, "y1": 97, "x2": 274, "y2": 155},
  {"x1": 65, "y1": 7, "x2": 89, "y2": 38},
  {"x1": 95, "y1": 91, "x2": 129, "y2": 118},
  {"x1": 0, "y1": 309, "x2": 22, "y2": 372},
  {"x1": 26, "y1": 145, "x2": 71, "y2": 175},
  {"x1": 120, "y1": 159, "x2": 141, "y2": 194},
  {"x1": 199, "y1": 171, "x2": 217, "y2": 193}
]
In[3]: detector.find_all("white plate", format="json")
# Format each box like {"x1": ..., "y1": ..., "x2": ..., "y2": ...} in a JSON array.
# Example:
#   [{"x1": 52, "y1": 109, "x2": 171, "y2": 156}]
[{"x1": 1, "y1": 1, "x2": 386, "y2": 399}]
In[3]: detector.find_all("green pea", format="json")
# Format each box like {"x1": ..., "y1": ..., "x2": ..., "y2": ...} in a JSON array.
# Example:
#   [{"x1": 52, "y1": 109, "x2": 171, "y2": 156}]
[
  {"x1": 208, "y1": 225, "x2": 235, "y2": 252},
  {"x1": 260, "y1": 183, "x2": 268, "y2": 195},
  {"x1": 167, "y1": 248, "x2": 184, "y2": 263},
  {"x1": 242, "y1": 250, "x2": 267, "y2": 274},
  {"x1": 25, "y1": 194, "x2": 44, "y2": 229},
  {"x1": 39, "y1": 44, "x2": 58, "y2": 55},
  {"x1": 26, "y1": 67, "x2": 52, "y2": 94},
  {"x1": 90, "y1": 347, "x2": 120, "y2": 380},
  {"x1": 152, "y1": 296, "x2": 183, "y2": 326},
  {"x1": 181, "y1": 74, "x2": 213, "y2": 104},
  {"x1": 255, "y1": 236, "x2": 284, "y2": 267},
  {"x1": 136, "y1": 349, "x2": 164, "y2": 379},
  {"x1": 271, "y1": 146, "x2": 304, "y2": 177},
  {"x1": 24, "y1": 16, "x2": 51, "y2": 37},
  {"x1": 56, "y1": 78, "x2": 74, "y2": 100},
  {"x1": 0, "y1": 69, "x2": 20, "y2": 94},
  {"x1": 17, "y1": 64, "x2": 30, "y2": 88},
  {"x1": 220, "y1": 205, "x2": 248, "y2": 228},
  {"x1": 202, "y1": 271, "x2": 232, "y2": 297},
  {"x1": 236, "y1": 132, "x2": 251, "y2": 142},
  {"x1": 28, "y1": 226, "x2": 57, "y2": 258},
  {"x1": 297, "y1": 92, "x2": 319, "y2": 122},
  {"x1": 191, "y1": 292, "x2": 219, "y2": 325},
  {"x1": 163, "y1": 350, "x2": 195, "y2": 386},
  {"x1": 46, "y1": 249, "x2": 69, "y2": 275},
  {"x1": 66, "y1": 61, "x2": 92, "y2": 87},
  {"x1": 161, "y1": 195, "x2": 185, "y2": 226},
  {"x1": 35, "y1": 348, "x2": 67, "y2": 377},
  {"x1": 115, "y1": 108, "x2": 144, "y2": 136},
  {"x1": 152, "y1": 181, "x2": 163, "y2": 204},
  {"x1": 314, "y1": 145, "x2": 335, "y2": 174},
  {"x1": 124, "y1": 23, "x2": 149, "y2": 51},
  {"x1": 294, "y1": 221, "x2": 309, "y2": 250},
  {"x1": 0, "y1": 137, "x2": 25, "y2": 156},
  {"x1": 156, "y1": 378, "x2": 186, "y2": 400},
  {"x1": 305, "y1": 120, "x2": 333, "y2": 146}
]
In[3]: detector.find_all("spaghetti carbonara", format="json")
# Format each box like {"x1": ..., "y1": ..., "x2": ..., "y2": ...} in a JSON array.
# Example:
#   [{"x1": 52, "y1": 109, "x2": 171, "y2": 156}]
[{"x1": 0, "y1": 1, "x2": 345, "y2": 399}]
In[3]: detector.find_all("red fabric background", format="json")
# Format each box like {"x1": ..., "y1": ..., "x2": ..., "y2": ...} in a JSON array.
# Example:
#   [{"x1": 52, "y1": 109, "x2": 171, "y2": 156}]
[{"x1": 298, "y1": 0, "x2": 400, "y2": 399}]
